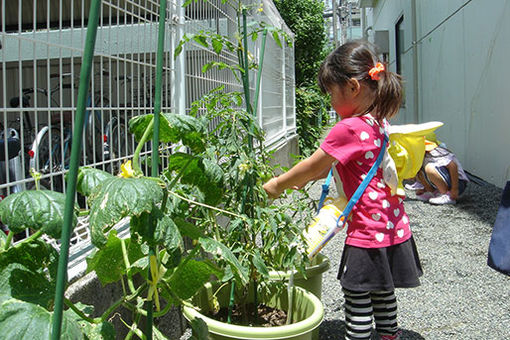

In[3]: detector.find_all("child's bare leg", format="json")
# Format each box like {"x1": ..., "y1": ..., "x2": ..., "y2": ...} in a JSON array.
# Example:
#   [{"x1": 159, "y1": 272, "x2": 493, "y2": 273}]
[
  {"x1": 424, "y1": 164, "x2": 448, "y2": 194},
  {"x1": 415, "y1": 170, "x2": 435, "y2": 194}
]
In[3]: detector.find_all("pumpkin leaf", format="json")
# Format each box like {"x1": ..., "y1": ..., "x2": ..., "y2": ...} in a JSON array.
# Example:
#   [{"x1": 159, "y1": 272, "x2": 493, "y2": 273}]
[
  {"x1": 0, "y1": 299, "x2": 83, "y2": 340},
  {"x1": 76, "y1": 167, "x2": 115, "y2": 196},
  {"x1": 86, "y1": 230, "x2": 144, "y2": 285},
  {"x1": 88, "y1": 177, "x2": 163, "y2": 248},
  {"x1": 166, "y1": 259, "x2": 222, "y2": 300},
  {"x1": 0, "y1": 240, "x2": 58, "y2": 308},
  {"x1": 128, "y1": 113, "x2": 207, "y2": 153},
  {"x1": 130, "y1": 209, "x2": 183, "y2": 253},
  {"x1": 0, "y1": 190, "x2": 78, "y2": 238},
  {"x1": 165, "y1": 153, "x2": 224, "y2": 205}
]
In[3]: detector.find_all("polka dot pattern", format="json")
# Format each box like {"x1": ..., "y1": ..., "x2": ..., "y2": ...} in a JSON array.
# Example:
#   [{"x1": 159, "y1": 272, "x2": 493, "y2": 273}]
[{"x1": 322, "y1": 114, "x2": 411, "y2": 248}]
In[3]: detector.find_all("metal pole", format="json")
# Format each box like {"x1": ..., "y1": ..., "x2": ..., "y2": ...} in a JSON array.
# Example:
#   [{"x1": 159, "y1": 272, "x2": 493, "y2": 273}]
[
  {"x1": 411, "y1": 0, "x2": 420, "y2": 123},
  {"x1": 252, "y1": 29, "x2": 267, "y2": 118},
  {"x1": 51, "y1": 0, "x2": 101, "y2": 339}
]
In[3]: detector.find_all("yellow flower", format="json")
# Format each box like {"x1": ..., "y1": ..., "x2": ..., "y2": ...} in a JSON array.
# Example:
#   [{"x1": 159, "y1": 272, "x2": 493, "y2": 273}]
[
  {"x1": 238, "y1": 161, "x2": 251, "y2": 175},
  {"x1": 118, "y1": 160, "x2": 135, "y2": 178}
]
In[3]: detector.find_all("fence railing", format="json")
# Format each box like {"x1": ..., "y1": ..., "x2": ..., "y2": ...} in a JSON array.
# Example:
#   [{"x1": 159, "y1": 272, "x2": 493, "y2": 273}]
[{"x1": 0, "y1": 0, "x2": 296, "y2": 274}]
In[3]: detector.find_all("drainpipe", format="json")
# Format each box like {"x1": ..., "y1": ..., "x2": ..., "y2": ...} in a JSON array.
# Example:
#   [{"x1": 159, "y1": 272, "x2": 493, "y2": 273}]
[
  {"x1": 333, "y1": 0, "x2": 338, "y2": 47},
  {"x1": 361, "y1": 7, "x2": 366, "y2": 39},
  {"x1": 411, "y1": 0, "x2": 419, "y2": 123}
]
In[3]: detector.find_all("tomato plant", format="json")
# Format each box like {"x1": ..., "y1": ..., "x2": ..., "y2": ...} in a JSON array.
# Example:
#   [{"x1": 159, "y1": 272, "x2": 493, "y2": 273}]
[{"x1": 0, "y1": 2, "x2": 316, "y2": 338}]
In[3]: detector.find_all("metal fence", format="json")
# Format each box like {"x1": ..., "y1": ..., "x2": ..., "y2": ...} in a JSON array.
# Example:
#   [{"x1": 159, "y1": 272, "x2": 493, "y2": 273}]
[{"x1": 0, "y1": 0, "x2": 295, "y2": 276}]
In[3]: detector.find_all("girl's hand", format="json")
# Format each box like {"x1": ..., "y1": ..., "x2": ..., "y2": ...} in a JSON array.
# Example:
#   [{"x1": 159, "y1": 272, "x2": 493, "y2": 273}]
[{"x1": 263, "y1": 177, "x2": 283, "y2": 199}]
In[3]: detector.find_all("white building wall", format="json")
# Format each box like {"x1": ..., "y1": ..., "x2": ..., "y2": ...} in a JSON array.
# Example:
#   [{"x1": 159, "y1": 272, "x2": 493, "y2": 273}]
[{"x1": 367, "y1": 0, "x2": 510, "y2": 187}]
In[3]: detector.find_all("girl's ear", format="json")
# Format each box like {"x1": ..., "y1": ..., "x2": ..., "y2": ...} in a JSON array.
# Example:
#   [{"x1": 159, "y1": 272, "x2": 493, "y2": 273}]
[{"x1": 348, "y1": 78, "x2": 361, "y2": 96}]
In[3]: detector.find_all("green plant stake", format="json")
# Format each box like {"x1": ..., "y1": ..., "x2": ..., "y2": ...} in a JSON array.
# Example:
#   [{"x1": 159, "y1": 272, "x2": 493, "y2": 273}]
[
  {"x1": 51, "y1": 0, "x2": 101, "y2": 339},
  {"x1": 145, "y1": 0, "x2": 168, "y2": 338}
]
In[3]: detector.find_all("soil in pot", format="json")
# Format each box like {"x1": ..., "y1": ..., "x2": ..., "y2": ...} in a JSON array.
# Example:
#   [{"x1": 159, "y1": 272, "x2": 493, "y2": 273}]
[{"x1": 207, "y1": 303, "x2": 288, "y2": 327}]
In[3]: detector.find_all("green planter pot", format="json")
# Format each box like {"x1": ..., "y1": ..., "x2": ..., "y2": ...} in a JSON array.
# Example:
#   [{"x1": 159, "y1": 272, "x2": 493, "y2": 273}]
[
  {"x1": 268, "y1": 254, "x2": 330, "y2": 299},
  {"x1": 182, "y1": 282, "x2": 324, "y2": 340}
]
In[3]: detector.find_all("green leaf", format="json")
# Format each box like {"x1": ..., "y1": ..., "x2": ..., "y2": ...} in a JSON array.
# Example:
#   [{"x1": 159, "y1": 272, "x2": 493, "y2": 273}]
[
  {"x1": 271, "y1": 30, "x2": 282, "y2": 48},
  {"x1": 129, "y1": 113, "x2": 207, "y2": 153},
  {"x1": 252, "y1": 249, "x2": 269, "y2": 277},
  {"x1": 0, "y1": 299, "x2": 83, "y2": 340},
  {"x1": 190, "y1": 318, "x2": 209, "y2": 340},
  {"x1": 167, "y1": 259, "x2": 222, "y2": 300},
  {"x1": 173, "y1": 217, "x2": 204, "y2": 240},
  {"x1": 0, "y1": 240, "x2": 58, "y2": 308},
  {"x1": 201, "y1": 62, "x2": 213, "y2": 74},
  {"x1": 165, "y1": 153, "x2": 224, "y2": 205},
  {"x1": 0, "y1": 230, "x2": 7, "y2": 249},
  {"x1": 131, "y1": 209, "x2": 183, "y2": 253},
  {"x1": 251, "y1": 32, "x2": 258, "y2": 42},
  {"x1": 88, "y1": 177, "x2": 163, "y2": 248},
  {"x1": 65, "y1": 303, "x2": 115, "y2": 340},
  {"x1": 76, "y1": 167, "x2": 115, "y2": 197},
  {"x1": 211, "y1": 37, "x2": 223, "y2": 54},
  {"x1": 199, "y1": 237, "x2": 249, "y2": 285},
  {"x1": 0, "y1": 190, "x2": 78, "y2": 238},
  {"x1": 86, "y1": 230, "x2": 144, "y2": 285},
  {"x1": 174, "y1": 43, "x2": 184, "y2": 59},
  {"x1": 189, "y1": 317, "x2": 209, "y2": 340},
  {"x1": 154, "y1": 215, "x2": 183, "y2": 253},
  {"x1": 192, "y1": 35, "x2": 208, "y2": 48}
]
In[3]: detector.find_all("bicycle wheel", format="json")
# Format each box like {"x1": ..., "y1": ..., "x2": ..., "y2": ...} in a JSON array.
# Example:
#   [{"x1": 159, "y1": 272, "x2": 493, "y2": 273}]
[
  {"x1": 84, "y1": 97, "x2": 109, "y2": 166},
  {"x1": 29, "y1": 126, "x2": 70, "y2": 192},
  {"x1": 105, "y1": 116, "x2": 134, "y2": 173}
]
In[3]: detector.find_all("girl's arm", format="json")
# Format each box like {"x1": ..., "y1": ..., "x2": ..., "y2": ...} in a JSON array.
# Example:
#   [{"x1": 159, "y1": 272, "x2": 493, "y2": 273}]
[{"x1": 263, "y1": 148, "x2": 336, "y2": 198}]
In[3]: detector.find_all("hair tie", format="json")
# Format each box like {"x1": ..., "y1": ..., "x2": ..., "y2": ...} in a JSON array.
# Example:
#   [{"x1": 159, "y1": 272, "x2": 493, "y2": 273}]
[{"x1": 369, "y1": 62, "x2": 385, "y2": 80}]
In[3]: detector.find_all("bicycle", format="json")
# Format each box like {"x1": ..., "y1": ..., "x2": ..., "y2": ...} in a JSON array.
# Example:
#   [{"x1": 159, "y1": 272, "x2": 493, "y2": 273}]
[
  {"x1": 9, "y1": 78, "x2": 75, "y2": 191},
  {"x1": 27, "y1": 72, "x2": 112, "y2": 192}
]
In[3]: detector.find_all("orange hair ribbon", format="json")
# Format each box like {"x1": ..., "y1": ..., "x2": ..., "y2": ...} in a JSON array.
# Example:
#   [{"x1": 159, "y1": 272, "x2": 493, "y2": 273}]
[{"x1": 368, "y1": 62, "x2": 385, "y2": 80}]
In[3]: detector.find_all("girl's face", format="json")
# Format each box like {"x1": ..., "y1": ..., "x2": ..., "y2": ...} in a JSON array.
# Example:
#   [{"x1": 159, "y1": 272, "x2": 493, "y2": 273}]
[{"x1": 329, "y1": 83, "x2": 357, "y2": 120}]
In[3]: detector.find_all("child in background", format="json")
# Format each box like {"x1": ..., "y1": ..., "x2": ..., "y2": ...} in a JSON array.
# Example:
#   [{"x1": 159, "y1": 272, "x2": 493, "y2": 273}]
[
  {"x1": 264, "y1": 41, "x2": 422, "y2": 340},
  {"x1": 415, "y1": 141, "x2": 469, "y2": 205}
]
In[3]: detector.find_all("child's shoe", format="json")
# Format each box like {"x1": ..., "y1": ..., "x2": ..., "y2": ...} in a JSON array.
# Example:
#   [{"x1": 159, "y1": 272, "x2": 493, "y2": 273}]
[
  {"x1": 380, "y1": 329, "x2": 402, "y2": 340},
  {"x1": 415, "y1": 191, "x2": 436, "y2": 202},
  {"x1": 429, "y1": 192, "x2": 456, "y2": 205},
  {"x1": 404, "y1": 181, "x2": 424, "y2": 191}
]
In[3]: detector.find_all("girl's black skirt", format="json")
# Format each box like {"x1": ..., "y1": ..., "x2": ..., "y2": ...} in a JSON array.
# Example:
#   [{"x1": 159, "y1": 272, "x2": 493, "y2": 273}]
[{"x1": 338, "y1": 236, "x2": 423, "y2": 292}]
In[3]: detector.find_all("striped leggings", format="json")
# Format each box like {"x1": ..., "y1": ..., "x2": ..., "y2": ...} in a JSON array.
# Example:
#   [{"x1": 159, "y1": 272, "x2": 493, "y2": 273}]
[{"x1": 342, "y1": 288, "x2": 399, "y2": 340}]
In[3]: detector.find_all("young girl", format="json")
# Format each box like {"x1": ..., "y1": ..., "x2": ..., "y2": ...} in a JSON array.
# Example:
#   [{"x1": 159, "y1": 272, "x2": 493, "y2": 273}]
[{"x1": 264, "y1": 41, "x2": 422, "y2": 340}]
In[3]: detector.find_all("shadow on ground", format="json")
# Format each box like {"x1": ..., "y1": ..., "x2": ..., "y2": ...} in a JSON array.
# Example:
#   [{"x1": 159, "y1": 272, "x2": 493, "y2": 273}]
[
  {"x1": 319, "y1": 319, "x2": 425, "y2": 339},
  {"x1": 404, "y1": 181, "x2": 502, "y2": 227}
]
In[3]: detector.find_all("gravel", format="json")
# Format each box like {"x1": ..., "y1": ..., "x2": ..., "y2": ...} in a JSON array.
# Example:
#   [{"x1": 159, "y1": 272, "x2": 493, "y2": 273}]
[
  {"x1": 180, "y1": 179, "x2": 510, "y2": 339},
  {"x1": 317, "y1": 179, "x2": 510, "y2": 340}
]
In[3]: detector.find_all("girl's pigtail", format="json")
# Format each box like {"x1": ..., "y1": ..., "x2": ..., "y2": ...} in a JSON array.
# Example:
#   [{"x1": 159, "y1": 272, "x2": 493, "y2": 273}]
[{"x1": 372, "y1": 68, "x2": 403, "y2": 119}]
